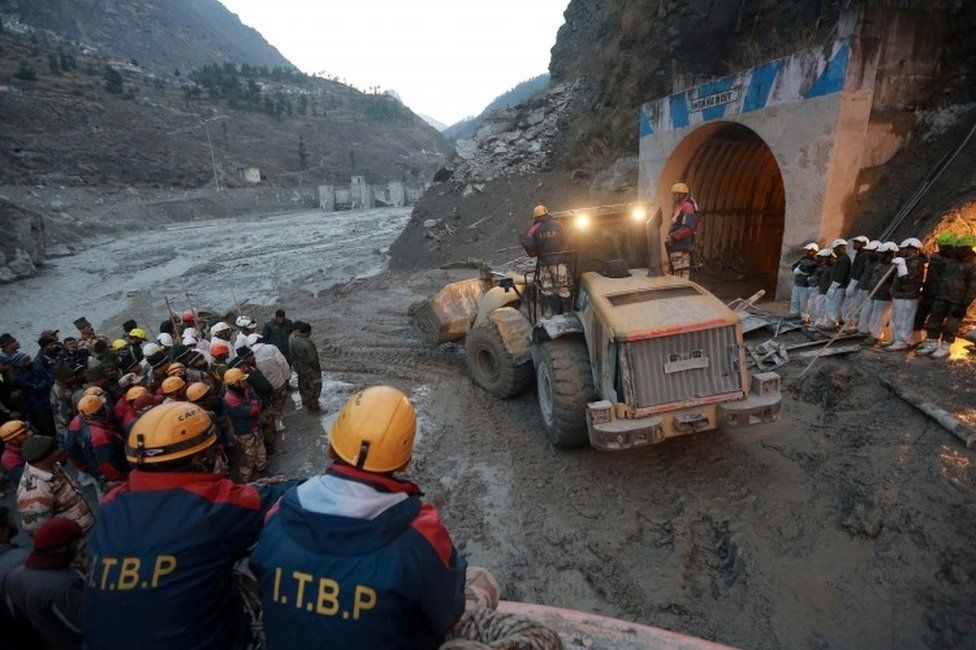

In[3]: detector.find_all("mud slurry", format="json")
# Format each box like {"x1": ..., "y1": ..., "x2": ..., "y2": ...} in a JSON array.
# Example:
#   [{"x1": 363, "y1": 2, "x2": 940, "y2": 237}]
[{"x1": 277, "y1": 268, "x2": 976, "y2": 650}]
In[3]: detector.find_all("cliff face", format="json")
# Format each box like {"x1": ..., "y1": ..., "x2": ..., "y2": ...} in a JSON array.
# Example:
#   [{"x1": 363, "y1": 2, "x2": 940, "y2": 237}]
[
  {"x1": 0, "y1": 0, "x2": 292, "y2": 74},
  {"x1": 0, "y1": 199, "x2": 44, "y2": 282}
]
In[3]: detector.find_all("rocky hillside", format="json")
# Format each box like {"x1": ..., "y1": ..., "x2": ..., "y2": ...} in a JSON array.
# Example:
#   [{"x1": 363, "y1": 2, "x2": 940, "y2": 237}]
[
  {"x1": 0, "y1": 0, "x2": 291, "y2": 74},
  {"x1": 0, "y1": 27, "x2": 452, "y2": 187},
  {"x1": 443, "y1": 73, "x2": 550, "y2": 142}
]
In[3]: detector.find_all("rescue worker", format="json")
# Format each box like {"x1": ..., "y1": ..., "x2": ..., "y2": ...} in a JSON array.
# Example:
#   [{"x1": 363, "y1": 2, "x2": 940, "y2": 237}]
[
  {"x1": 856, "y1": 241, "x2": 883, "y2": 335},
  {"x1": 289, "y1": 321, "x2": 322, "y2": 412},
  {"x1": 845, "y1": 235, "x2": 870, "y2": 326},
  {"x1": 187, "y1": 381, "x2": 234, "y2": 451},
  {"x1": 222, "y1": 367, "x2": 266, "y2": 482},
  {"x1": 248, "y1": 332, "x2": 290, "y2": 437},
  {"x1": 118, "y1": 386, "x2": 151, "y2": 433},
  {"x1": 913, "y1": 232, "x2": 956, "y2": 346},
  {"x1": 252, "y1": 386, "x2": 467, "y2": 649},
  {"x1": 12, "y1": 352, "x2": 56, "y2": 438},
  {"x1": 922, "y1": 234, "x2": 976, "y2": 358},
  {"x1": 73, "y1": 316, "x2": 104, "y2": 356},
  {"x1": 83, "y1": 402, "x2": 292, "y2": 649},
  {"x1": 127, "y1": 328, "x2": 148, "y2": 363},
  {"x1": 808, "y1": 249, "x2": 834, "y2": 325},
  {"x1": 6, "y1": 517, "x2": 85, "y2": 650},
  {"x1": 867, "y1": 242, "x2": 898, "y2": 344},
  {"x1": 233, "y1": 346, "x2": 277, "y2": 453},
  {"x1": 263, "y1": 309, "x2": 294, "y2": 363},
  {"x1": 818, "y1": 239, "x2": 851, "y2": 331},
  {"x1": 1, "y1": 419, "x2": 32, "y2": 486},
  {"x1": 887, "y1": 238, "x2": 926, "y2": 350},
  {"x1": 178, "y1": 348, "x2": 215, "y2": 388},
  {"x1": 210, "y1": 322, "x2": 237, "y2": 361},
  {"x1": 665, "y1": 182, "x2": 699, "y2": 280},
  {"x1": 143, "y1": 350, "x2": 170, "y2": 395},
  {"x1": 519, "y1": 205, "x2": 572, "y2": 313},
  {"x1": 65, "y1": 394, "x2": 128, "y2": 492},
  {"x1": 16, "y1": 435, "x2": 94, "y2": 538},
  {"x1": 234, "y1": 316, "x2": 259, "y2": 351},
  {"x1": 209, "y1": 340, "x2": 232, "y2": 389},
  {"x1": 790, "y1": 243, "x2": 819, "y2": 319},
  {"x1": 0, "y1": 333, "x2": 20, "y2": 357},
  {"x1": 160, "y1": 376, "x2": 187, "y2": 402}
]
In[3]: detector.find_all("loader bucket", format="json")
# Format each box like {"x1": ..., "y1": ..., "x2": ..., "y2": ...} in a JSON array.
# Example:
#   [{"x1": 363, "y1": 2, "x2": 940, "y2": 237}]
[{"x1": 412, "y1": 276, "x2": 490, "y2": 345}]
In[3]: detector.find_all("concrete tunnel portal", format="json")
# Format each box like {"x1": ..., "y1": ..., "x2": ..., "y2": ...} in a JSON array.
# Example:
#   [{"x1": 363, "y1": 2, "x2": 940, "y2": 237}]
[{"x1": 662, "y1": 121, "x2": 786, "y2": 298}]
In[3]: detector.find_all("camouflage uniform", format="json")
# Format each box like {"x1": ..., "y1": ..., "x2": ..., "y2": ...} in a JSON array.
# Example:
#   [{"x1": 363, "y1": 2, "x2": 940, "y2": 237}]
[
  {"x1": 17, "y1": 461, "x2": 95, "y2": 538},
  {"x1": 289, "y1": 333, "x2": 322, "y2": 411},
  {"x1": 222, "y1": 384, "x2": 267, "y2": 483}
]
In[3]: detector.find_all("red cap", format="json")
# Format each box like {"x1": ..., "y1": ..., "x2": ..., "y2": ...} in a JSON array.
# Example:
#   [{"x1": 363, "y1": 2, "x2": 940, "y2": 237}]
[
  {"x1": 181, "y1": 310, "x2": 195, "y2": 323},
  {"x1": 27, "y1": 517, "x2": 83, "y2": 568}
]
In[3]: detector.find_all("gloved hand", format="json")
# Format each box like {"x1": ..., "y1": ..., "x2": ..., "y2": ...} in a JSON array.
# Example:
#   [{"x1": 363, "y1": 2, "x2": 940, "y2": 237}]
[{"x1": 892, "y1": 257, "x2": 908, "y2": 277}]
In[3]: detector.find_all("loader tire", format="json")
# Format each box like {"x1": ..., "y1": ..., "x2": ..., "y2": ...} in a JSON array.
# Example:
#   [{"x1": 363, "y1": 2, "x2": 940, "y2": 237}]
[
  {"x1": 465, "y1": 324, "x2": 533, "y2": 398},
  {"x1": 535, "y1": 338, "x2": 594, "y2": 449}
]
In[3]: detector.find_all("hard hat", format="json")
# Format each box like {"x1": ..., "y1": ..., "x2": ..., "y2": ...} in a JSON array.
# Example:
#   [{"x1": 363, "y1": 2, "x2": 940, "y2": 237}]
[
  {"x1": 186, "y1": 382, "x2": 211, "y2": 403},
  {"x1": 816, "y1": 249, "x2": 834, "y2": 258},
  {"x1": 883, "y1": 242, "x2": 900, "y2": 253},
  {"x1": 851, "y1": 235, "x2": 870, "y2": 244},
  {"x1": 125, "y1": 386, "x2": 149, "y2": 402},
  {"x1": 128, "y1": 328, "x2": 148, "y2": 340},
  {"x1": 83, "y1": 386, "x2": 106, "y2": 397},
  {"x1": 142, "y1": 342, "x2": 161, "y2": 357},
  {"x1": 210, "y1": 341, "x2": 230, "y2": 358},
  {"x1": 182, "y1": 327, "x2": 199, "y2": 341},
  {"x1": 210, "y1": 322, "x2": 231, "y2": 335},
  {"x1": 532, "y1": 205, "x2": 549, "y2": 219},
  {"x1": 234, "y1": 315, "x2": 254, "y2": 329},
  {"x1": 831, "y1": 238, "x2": 847, "y2": 248},
  {"x1": 126, "y1": 402, "x2": 216, "y2": 465},
  {"x1": 803, "y1": 242, "x2": 819, "y2": 252},
  {"x1": 330, "y1": 386, "x2": 416, "y2": 473},
  {"x1": 671, "y1": 182, "x2": 690, "y2": 194},
  {"x1": 245, "y1": 333, "x2": 263, "y2": 347},
  {"x1": 78, "y1": 394, "x2": 106, "y2": 417},
  {"x1": 935, "y1": 232, "x2": 957, "y2": 246},
  {"x1": 223, "y1": 367, "x2": 248, "y2": 386},
  {"x1": 161, "y1": 376, "x2": 186, "y2": 395},
  {"x1": 956, "y1": 234, "x2": 976, "y2": 247},
  {"x1": 865, "y1": 240, "x2": 882, "y2": 251},
  {"x1": 899, "y1": 237, "x2": 922, "y2": 249},
  {"x1": 181, "y1": 310, "x2": 195, "y2": 324},
  {"x1": 0, "y1": 420, "x2": 30, "y2": 442},
  {"x1": 156, "y1": 333, "x2": 174, "y2": 347},
  {"x1": 111, "y1": 338, "x2": 127, "y2": 351},
  {"x1": 166, "y1": 362, "x2": 186, "y2": 377}
]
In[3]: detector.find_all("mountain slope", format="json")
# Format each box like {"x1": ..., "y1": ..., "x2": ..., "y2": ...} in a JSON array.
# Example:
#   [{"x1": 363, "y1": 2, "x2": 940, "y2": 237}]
[
  {"x1": 0, "y1": 0, "x2": 292, "y2": 74},
  {"x1": 443, "y1": 73, "x2": 549, "y2": 141}
]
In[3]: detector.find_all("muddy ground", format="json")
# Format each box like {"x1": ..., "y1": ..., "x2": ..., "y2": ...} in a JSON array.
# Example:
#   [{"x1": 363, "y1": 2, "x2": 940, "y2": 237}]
[{"x1": 274, "y1": 268, "x2": 976, "y2": 650}]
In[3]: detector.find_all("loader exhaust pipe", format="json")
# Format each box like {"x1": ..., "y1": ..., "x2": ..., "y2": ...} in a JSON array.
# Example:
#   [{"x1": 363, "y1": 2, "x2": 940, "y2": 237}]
[{"x1": 646, "y1": 206, "x2": 664, "y2": 277}]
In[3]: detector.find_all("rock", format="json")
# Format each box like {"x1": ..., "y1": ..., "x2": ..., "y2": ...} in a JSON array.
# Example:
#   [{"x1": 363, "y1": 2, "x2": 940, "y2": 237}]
[
  {"x1": 0, "y1": 199, "x2": 45, "y2": 283},
  {"x1": 455, "y1": 139, "x2": 478, "y2": 160},
  {"x1": 462, "y1": 184, "x2": 476, "y2": 198},
  {"x1": 423, "y1": 219, "x2": 439, "y2": 228},
  {"x1": 526, "y1": 108, "x2": 546, "y2": 126}
]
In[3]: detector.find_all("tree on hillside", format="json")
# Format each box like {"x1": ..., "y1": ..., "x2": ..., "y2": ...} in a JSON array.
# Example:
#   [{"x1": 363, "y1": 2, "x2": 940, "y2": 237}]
[
  {"x1": 104, "y1": 65, "x2": 124, "y2": 94},
  {"x1": 14, "y1": 62, "x2": 36, "y2": 81},
  {"x1": 48, "y1": 54, "x2": 60, "y2": 74},
  {"x1": 298, "y1": 136, "x2": 308, "y2": 169}
]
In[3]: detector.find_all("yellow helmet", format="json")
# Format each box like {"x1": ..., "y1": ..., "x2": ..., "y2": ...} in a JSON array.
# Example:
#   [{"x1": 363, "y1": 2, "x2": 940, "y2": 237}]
[
  {"x1": 161, "y1": 376, "x2": 186, "y2": 395},
  {"x1": 0, "y1": 420, "x2": 30, "y2": 442},
  {"x1": 532, "y1": 205, "x2": 549, "y2": 219},
  {"x1": 111, "y1": 338, "x2": 128, "y2": 351},
  {"x1": 126, "y1": 402, "x2": 216, "y2": 465},
  {"x1": 83, "y1": 386, "x2": 107, "y2": 397},
  {"x1": 125, "y1": 386, "x2": 149, "y2": 403},
  {"x1": 671, "y1": 182, "x2": 690, "y2": 194},
  {"x1": 166, "y1": 362, "x2": 186, "y2": 377},
  {"x1": 128, "y1": 328, "x2": 148, "y2": 340},
  {"x1": 223, "y1": 367, "x2": 248, "y2": 386},
  {"x1": 330, "y1": 386, "x2": 416, "y2": 473},
  {"x1": 78, "y1": 394, "x2": 106, "y2": 417},
  {"x1": 186, "y1": 382, "x2": 212, "y2": 403}
]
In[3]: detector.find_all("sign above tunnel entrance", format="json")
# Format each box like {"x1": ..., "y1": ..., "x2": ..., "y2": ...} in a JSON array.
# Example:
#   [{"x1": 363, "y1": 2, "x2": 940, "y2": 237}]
[{"x1": 639, "y1": 38, "x2": 850, "y2": 138}]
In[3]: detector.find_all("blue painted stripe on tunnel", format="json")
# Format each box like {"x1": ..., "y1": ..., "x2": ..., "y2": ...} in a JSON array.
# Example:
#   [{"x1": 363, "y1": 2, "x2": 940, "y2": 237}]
[
  {"x1": 670, "y1": 93, "x2": 690, "y2": 129},
  {"x1": 697, "y1": 76, "x2": 735, "y2": 121},
  {"x1": 805, "y1": 39, "x2": 850, "y2": 99},
  {"x1": 743, "y1": 59, "x2": 781, "y2": 112},
  {"x1": 639, "y1": 106, "x2": 653, "y2": 137}
]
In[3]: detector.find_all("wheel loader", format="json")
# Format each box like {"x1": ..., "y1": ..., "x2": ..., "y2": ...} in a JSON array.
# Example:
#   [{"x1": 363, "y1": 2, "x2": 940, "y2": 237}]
[{"x1": 412, "y1": 202, "x2": 781, "y2": 450}]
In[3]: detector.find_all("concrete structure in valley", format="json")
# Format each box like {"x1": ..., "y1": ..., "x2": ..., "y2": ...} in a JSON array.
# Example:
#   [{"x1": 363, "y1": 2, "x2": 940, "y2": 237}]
[
  {"x1": 319, "y1": 177, "x2": 429, "y2": 212},
  {"x1": 638, "y1": 9, "x2": 946, "y2": 297}
]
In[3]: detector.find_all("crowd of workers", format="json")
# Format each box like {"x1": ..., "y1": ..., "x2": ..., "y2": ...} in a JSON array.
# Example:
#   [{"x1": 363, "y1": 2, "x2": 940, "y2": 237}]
[{"x1": 790, "y1": 232, "x2": 976, "y2": 357}]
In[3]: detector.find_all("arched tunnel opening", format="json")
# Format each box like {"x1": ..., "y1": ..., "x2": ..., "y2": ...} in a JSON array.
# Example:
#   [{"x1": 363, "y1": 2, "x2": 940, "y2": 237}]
[{"x1": 669, "y1": 122, "x2": 786, "y2": 298}]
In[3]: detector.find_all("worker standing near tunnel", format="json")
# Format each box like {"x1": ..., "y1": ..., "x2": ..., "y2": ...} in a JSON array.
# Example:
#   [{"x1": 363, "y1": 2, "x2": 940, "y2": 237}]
[
  {"x1": 665, "y1": 182, "x2": 699, "y2": 280},
  {"x1": 519, "y1": 205, "x2": 573, "y2": 314}
]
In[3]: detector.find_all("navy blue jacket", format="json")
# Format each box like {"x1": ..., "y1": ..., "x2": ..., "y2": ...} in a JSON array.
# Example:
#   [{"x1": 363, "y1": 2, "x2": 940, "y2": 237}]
[
  {"x1": 13, "y1": 364, "x2": 54, "y2": 415},
  {"x1": 83, "y1": 470, "x2": 291, "y2": 649},
  {"x1": 251, "y1": 465, "x2": 467, "y2": 650}
]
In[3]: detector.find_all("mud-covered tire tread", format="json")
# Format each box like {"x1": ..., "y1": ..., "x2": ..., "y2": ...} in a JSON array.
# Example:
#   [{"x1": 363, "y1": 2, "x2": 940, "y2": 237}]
[
  {"x1": 465, "y1": 323, "x2": 533, "y2": 398},
  {"x1": 536, "y1": 338, "x2": 594, "y2": 448}
]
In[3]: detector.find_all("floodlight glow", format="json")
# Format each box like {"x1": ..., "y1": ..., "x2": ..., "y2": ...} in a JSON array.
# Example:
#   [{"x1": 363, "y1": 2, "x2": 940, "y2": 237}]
[
  {"x1": 574, "y1": 213, "x2": 591, "y2": 230},
  {"x1": 630, "y1": 207, "x2": 647, "y2": 222}
]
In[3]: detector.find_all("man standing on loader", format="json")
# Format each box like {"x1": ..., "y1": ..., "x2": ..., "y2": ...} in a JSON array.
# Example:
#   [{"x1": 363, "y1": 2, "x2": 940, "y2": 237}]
[
  {"x1": 519, "y1": 205, "x2": 572, "y2": 314},
  {"x1": 665, "y1": 182, "x2": 699, "y2": 279}
]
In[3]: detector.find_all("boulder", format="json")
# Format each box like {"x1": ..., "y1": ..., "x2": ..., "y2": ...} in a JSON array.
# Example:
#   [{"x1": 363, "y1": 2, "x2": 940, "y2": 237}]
[{"x1": 0, "y1": 199, "x2": 45, "y2": 283}]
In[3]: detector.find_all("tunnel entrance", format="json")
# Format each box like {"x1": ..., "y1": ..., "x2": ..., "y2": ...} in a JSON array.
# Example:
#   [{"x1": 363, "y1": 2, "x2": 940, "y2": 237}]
[{"x1": 666, "y1": 122, "x2": 786, "y2": 299}]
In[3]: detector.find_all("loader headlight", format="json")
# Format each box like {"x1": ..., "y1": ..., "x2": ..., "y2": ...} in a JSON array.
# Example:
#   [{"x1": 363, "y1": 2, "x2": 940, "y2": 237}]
[
  {"x1": 574, "y1": 213, "x2": 591, "y2": 231},
  {"x1": 630, "y1": 206, "x2": 647, "y2": 222}
]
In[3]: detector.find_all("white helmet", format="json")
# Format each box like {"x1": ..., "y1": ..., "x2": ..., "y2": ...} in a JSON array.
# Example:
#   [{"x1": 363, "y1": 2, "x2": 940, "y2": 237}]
[
  {"x1": 883, "y1": 242, "x2": 900, "y2": 253},
  {"x1": 142, "y1": 342, "x2": 161, "y2": 357},
  {"x1": 899, "y1": 237, "x2": 922, "y2": 249},
  {"x1": 245, "y1": 333, "x2": 263, "y2": 347},
  {"x1": 235, "y1": 315, "x2": 254, "y2": 329},
  {"x1": 182, "y1": 327, "x2": 199, "y2": 341},
  {"x1": 816, "y1": 248, "x2": 834, "y2": 258},
  {"x1": 864, "y1": 240, "x2": 881, "y2": 251},
  {"x1": 851, "y1": 235, "x2": 870, "y2": 244},
  {"x1": 210, "y1": 321, "x2": 231, "y2": 335},
  {"x1": 803, "y1": 242, "x2": 820, "y2": 252},
  {"x1": 156, "y1": 333, "x2": 174, "y2": 347},
  {"x1": 831, "y1": 238, "x2": 848, "y2": 248}
]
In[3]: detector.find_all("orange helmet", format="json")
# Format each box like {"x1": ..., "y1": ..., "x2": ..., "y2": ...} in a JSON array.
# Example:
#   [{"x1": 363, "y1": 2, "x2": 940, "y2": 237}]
[
  {"x1": 126, "y1": 386, "x2": 149, "y2": 403},
  {"x1": 161, "y1": 376, "x2": 186, "y2": 395},
  {"x1": 223, "y1": 367, "x2": 248, "y2": 386},
  {"x1": 78, "y1": 394, "x2": 106, "y2": 417},
  {"x1": 0, "y1": 420, "x2": 31, "y2": 442},
  {"x1": 210, "y1": 341, "x2": 230, "y2": 358},
  {"x1": 84, "y1": 386, "x2": 106, "y2": 397},
  {"x1": 186, "y1": 382, "x2": 212, "y2": 403},
  {"x1": 166, "y1": 362, "x2": 186, "y2": 377}
]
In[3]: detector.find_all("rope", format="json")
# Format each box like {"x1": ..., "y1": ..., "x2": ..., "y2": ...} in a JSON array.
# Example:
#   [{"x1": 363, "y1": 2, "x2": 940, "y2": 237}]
[{"x1": 440, "y1": 603, "x2": 563, "y2": 650}]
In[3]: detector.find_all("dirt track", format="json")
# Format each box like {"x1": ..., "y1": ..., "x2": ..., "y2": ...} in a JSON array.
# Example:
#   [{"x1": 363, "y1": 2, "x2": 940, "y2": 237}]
[{"x1": 276, "y1": 268, "x2": 976, "y2": 650}]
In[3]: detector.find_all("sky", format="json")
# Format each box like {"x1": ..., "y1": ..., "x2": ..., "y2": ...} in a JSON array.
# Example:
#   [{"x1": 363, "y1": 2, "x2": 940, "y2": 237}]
[{"x1": 218, "y1": 0, "x2": 570, "y2": 127}]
